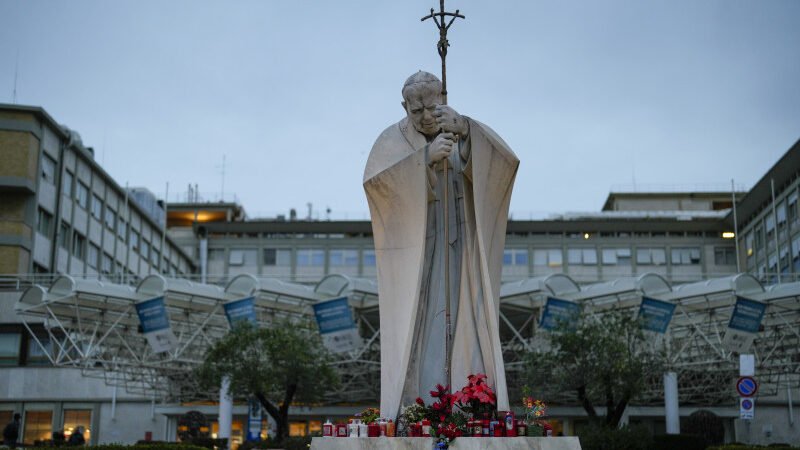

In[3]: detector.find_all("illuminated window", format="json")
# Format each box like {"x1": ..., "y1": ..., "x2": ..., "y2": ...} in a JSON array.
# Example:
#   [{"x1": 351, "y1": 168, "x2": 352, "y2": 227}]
[
  {"x1": 308, "y1": 420, "x2": 322, "y2": 436},
  {"x1": 23, "y1": 410, "x2": 53, "y2": 444},
  {"x1": 289, "y1": 422, "x2": 307, "y2": 437},
  {"x1": 63, "y1": 410, "x2": 91, "y2": 442}
]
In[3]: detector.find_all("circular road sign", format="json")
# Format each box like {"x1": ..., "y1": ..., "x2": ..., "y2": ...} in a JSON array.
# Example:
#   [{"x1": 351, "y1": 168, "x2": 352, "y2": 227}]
[
  {"x1": 741, "y1": 398, "x2": 754, "y2": 410},
  {"x1": 737, "y1": 376, "x2": 758, "y2": 397}
]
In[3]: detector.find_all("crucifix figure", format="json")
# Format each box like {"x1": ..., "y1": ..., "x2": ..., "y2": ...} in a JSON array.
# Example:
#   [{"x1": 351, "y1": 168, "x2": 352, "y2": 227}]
[{"x1": 363, "y1": 1, "x2": 519, "y2": 420}]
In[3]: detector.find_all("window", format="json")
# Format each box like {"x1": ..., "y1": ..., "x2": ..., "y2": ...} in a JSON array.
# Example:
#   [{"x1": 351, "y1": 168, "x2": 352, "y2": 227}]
[
  {"x1": 104, "y1": 206, "x2": 116, "y2": 230},
  {"x1": 602, "y1": 248, "x2": 632, "y2": 266},
  {"x1": 141, "y1": 240, "x2": 150, "y2": 259},
  {"x1": 533, "y1": 249, "x2": 562, "y2": 267},
  {"x1": 263, "y1": 248, "x2": 291, "y2": 266},
  {"x1": 102, "y1": 253, "x2": 113, "y2": 275},
  {"x1": 88, "y1": 244, "x2": 100, "y2": 268},
  {"x1": 503, "y1": 248, "x2": 529, "y2": 266},
  {"x1": 63, "y1": 410, "x2": 92, "y2": 442},
  {"x1": 41, "y1": 154, "x2": 57, "y2": 184},
  {"x1": 117, "y1": 219, "x2": 126, "y2": 239},
  {"x1": 789, "y1": 192, "x2": 798, "y2": 225},
  {"x1": 0, "y1": 332, "x2": 21, "y2": 365},
  {"x1": 90, "y1": 193, "x2": 103, "y2": 219},
  {"x1": 26, "y1": 335, "x2": 52, "y2": 366},
  {"x1": 72, "y1": 232, "x2": 86, "y2": 260},
  {"x1": 151, "y1": 248, "x2": 161, "y2": 267},
  {"x1": 23, "y1": 410, "x2": 53, "y2": 444},
  {"x1": 36, "y1": 208, "x2": 53, "y2": 236},
  {"x1": 777, "y1": 201, "x2": 787, "y2": 226},
  {"x1": 745, "y1": 232, "x2": 754, "y2": 258},
  {"x1": 636, "y1": 248, "x2": 666, "y2": 265},
  {"x1": 58, "y1": 223, "x2": 70, "y2": 249},
  {"x1": 671, "y1": 247, "x2": 701, "y2": 265},
  {"x1": 793, "y1": 236, "x2": 800, "y2": 271},
  {"x1": 714, "y1": 247, "x2": 737, "y2": 266},
  {"x1": 62, "y1": 170, "x2": 74, "y2": 197},
  {"x1": 76, "y1": 182, "x2": 89, "y2": 209},
  {"x1": 329, "y1": 249, "x2": 359, "y2": 266},
  {"x1": 297, "y1": 249, "x2": 325, "y2": 266},
  {"x1": 130, "y1": 230, "x2": 140, "y2": 251},
  {"x1": 567, "y1": 248, "x2": 597, "y2": 265},
  {"x1": 363, "y1": 249, "x2": 376, "y2": 267}
]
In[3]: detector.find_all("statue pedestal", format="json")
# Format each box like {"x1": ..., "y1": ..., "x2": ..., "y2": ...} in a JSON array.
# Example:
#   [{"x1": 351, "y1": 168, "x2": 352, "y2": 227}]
[{"x1": 310, "y1": 437, "x2": 582, "y2": 450}]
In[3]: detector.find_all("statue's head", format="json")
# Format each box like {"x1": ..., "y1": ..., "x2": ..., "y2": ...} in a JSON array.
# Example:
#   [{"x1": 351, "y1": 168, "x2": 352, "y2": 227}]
[{"x1": 402, "y1": 71, "x2": 443, "y2": 138}]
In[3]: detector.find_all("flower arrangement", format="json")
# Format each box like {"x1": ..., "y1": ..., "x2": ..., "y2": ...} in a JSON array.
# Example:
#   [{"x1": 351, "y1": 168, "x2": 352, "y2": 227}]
[
  {"x1": 452, "y1": 373, "x2": 497, "y2": 418},
  {"x1": 359, "y1": 407, "x2": 381, "y2": 425},
  {"x1": 522, "y1": 386, "x2": 548, "y2": 437}
]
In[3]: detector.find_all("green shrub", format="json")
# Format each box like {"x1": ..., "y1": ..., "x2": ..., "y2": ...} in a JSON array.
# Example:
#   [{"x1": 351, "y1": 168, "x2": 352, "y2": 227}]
[
  {"x1": 651, "y1": 434, "x2": 707, "y2": 450},
  {"x1": 577, "y1": 424, "x2": 653, "y2": 450},
  {"x1": 91, "y1": 445, "x2": 208, "y2": 450}
]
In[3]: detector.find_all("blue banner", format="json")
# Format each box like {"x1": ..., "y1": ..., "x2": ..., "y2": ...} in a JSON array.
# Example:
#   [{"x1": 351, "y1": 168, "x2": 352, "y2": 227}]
[
  {"x1": 135, "y1": 297, "x2": 170, "y2": 333},
  {"x1": 246, "y1": 398, "x2": 262, "y2": 441},
  {"x1": 539, "y1": 297, "x2": 581, "y2": 330},
  {"x1": 638, "y1": 297, "x2": 676, "y2": 333},
  {"x1": 224, "y1": 297, "x2": 257, "y2": 327},
  {"x1": 728, "y1": 297, "x2": 767, "y2": 333},
  {"x1": 313, "y1": 297, "x2": 356, "y2": 334}
]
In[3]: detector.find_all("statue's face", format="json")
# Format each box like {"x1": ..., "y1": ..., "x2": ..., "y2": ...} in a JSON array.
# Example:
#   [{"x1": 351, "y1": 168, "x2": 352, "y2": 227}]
[{"x1": 402, "y1": 83, "x2": 442, "y2": 138}]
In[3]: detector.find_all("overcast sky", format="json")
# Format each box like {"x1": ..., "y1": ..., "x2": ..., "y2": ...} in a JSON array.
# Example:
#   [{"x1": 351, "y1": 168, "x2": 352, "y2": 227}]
[{"x1": 1, "y1": 1, "x2": 798, "y2": 220}]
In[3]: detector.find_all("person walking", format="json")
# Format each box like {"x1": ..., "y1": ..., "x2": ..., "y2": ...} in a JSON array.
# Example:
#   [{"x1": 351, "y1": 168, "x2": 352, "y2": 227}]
[{"x1": 2, "y1": 413, "x2": 21, "y2": 448}]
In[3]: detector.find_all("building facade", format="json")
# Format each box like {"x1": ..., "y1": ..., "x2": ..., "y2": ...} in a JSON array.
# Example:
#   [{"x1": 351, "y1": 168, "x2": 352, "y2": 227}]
[{"x1": 1, "y1": 102, "x2": 799, "y2": 446}]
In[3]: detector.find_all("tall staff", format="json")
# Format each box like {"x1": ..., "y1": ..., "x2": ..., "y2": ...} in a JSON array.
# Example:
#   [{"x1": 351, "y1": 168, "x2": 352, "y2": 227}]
[{"x1": 421, "y1": 0, "x2": 464, "y2": 385}]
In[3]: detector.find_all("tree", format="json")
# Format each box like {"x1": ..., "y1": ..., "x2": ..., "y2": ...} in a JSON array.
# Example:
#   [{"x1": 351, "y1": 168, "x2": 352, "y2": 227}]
[
  {"x1": 196, "y1": 322, "x2": 339, "y2": 442},
  {"x1": 524, "y1": 309, "x2": 664, "y2": 428}
]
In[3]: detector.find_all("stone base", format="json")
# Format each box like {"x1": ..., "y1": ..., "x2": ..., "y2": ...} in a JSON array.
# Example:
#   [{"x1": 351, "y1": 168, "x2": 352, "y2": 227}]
[{"x1": 310, "y1": 437, "x2": 582, "y2": 450}]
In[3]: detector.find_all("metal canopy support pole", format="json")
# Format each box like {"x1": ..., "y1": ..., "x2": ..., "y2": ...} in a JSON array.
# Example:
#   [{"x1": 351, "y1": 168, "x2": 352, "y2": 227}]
[
  {"x1": 664, "y1": 371, "x2": 680, "y2": 434},
  {"x1": 218, "y1": 376, "x2": 233, "y2": 450},
  {"x1": 732, "y1": 179, "x2": 741, "y2": 272},
  {"x1": 789, "y1": 384, "x2": 795, "y2": 426}
]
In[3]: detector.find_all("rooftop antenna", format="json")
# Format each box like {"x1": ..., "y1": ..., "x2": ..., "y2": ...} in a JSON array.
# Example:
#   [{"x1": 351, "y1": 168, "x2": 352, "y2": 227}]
[{"x1": 13, "y1": 49, "x2": 19, "y2": 104}]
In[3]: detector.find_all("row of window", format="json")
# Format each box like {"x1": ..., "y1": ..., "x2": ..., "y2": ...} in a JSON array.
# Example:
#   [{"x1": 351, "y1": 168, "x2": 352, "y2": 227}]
[
  {"x1": 0, "y1": 409, "x2": 91, "y2": 445},
  {"x1": 211, "y1": 248, "x2": 377, "y2": 268},
  {"x1": 206, "y1": 246, "x2": 723, "y2": 270},
  {"x1": 502, "y1": 247, "x2": 712, "y2": 267},
  {"x1": 744, "y1": 187, "x2": 800, "y2": 259}
]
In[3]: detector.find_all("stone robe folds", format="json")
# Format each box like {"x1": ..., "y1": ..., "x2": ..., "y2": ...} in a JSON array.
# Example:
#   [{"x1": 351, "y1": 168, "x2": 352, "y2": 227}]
[{"x1": 364, "y1": 115, "x2": 519, "y2": 420}]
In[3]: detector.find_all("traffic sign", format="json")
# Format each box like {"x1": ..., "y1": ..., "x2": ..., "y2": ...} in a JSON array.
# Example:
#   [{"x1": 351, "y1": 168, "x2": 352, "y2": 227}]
[
  {"x1": 736, "y1": 376, "x2": 758, "y2": 397},
  {"x1": 740, "y1": 397, "x2": 755, "y2": 420}
]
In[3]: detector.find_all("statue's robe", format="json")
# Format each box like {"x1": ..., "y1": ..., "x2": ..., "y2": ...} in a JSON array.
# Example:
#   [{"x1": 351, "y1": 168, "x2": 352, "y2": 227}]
[{"x1": 364, "y1": 115, "x2": 519, "y2": 420}]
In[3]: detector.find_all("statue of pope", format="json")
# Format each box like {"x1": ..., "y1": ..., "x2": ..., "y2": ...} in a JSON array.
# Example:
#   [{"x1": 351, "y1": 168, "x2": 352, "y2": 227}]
[{"x1": 364, "y1": 71, "x2": 519, "y2": 419}]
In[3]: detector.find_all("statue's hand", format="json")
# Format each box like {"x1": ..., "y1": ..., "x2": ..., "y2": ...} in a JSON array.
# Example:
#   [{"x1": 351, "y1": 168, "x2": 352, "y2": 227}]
[
  {"x1": 427, "y1": 132, "x2": 455, "y2": 165},
  {"x1": 434, "y1": 105, "x2": 469, "y2": 136}
]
